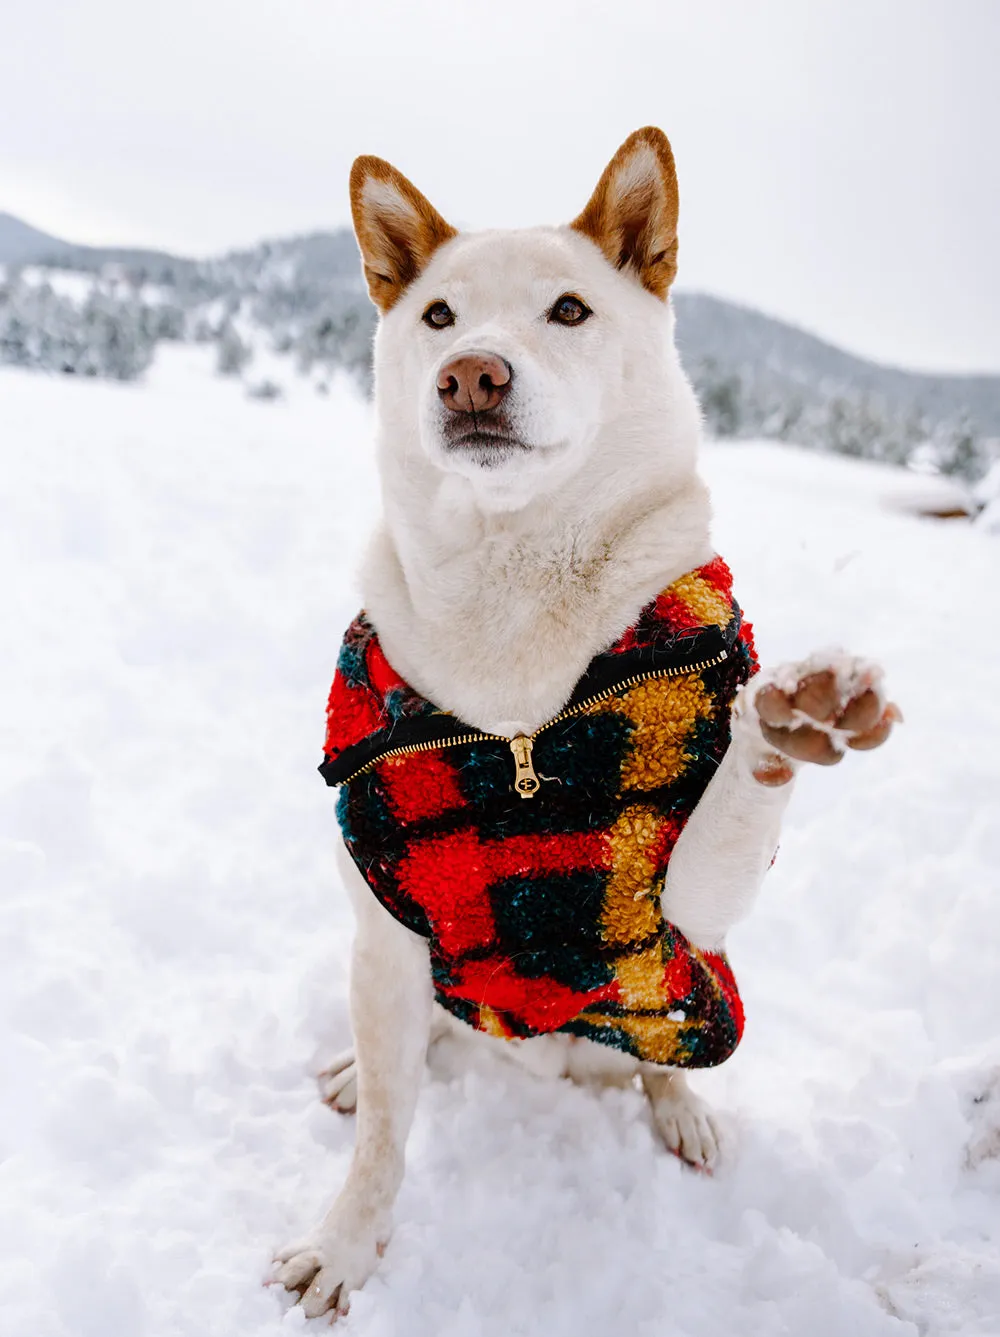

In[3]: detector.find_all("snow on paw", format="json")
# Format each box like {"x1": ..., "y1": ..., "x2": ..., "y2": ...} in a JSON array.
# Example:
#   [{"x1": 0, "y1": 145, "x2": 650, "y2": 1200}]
[
  {"x1": 318, "y1": 1048, "x2": 358, "y2": 1112},
  {"x1": 742, "y1": 652, "x2": 901, "y2": 776},
  {"x1": 272, "y1": 1215, "x2": 385, "y2": 1319}
]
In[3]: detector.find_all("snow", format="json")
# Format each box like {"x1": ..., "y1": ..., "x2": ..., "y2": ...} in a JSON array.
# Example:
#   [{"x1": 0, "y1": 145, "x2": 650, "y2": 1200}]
[
  {"x1": 16, "y1": 266, "x2": 97, "y2": 302},
  {"x1": 2, "y1": 351, "x2": 999, "y2": 1337},
  {"x1": 974, "y1": 459, "x2": 1000, "y2": 507}
]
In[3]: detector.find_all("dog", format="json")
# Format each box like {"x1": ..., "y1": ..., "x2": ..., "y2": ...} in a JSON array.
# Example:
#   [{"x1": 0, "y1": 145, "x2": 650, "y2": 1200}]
[{"x1": 272, "y1": 127, "x2": 899, "y2": 1318}]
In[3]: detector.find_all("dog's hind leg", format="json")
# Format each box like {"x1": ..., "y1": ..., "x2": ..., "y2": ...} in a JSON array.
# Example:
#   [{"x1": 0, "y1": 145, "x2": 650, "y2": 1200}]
[
  {"x1": 273, "y1": 846, "x2": 433, "y2": 1318},
  {"x1": 319, "y1": 1009, "x2": 451, "y2": 1113},
  {"x1": 317, "y1": 1046, "x2": 359, "y2": 1112},
  {"x1": 563, "y1": 1036, "x2": 639, "y2": 1088}
]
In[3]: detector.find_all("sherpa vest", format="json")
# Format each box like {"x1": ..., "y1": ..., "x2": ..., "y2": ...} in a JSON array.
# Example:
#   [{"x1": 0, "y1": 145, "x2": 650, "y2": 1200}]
[{"x1": 322, "y1": 557, "x2": 757, "y2": 1069}]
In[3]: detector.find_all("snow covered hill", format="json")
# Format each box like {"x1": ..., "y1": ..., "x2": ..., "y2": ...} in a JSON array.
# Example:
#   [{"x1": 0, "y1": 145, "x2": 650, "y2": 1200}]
[
  {"x1": 2, "y1": 354, "x2": 999, "y2": 1337},
  {"x1": 0, "y1": 212, "x2": 75, "y2": 267},
  {"x1": 673, "y1": 292, "x2": 1000, "y2": 442}
]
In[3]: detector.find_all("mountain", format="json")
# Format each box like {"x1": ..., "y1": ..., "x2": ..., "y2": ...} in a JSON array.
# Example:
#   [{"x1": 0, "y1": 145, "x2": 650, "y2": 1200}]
[
  {"x1": 673, "y1": 293, "x2": 1000, "y2": 437},
  {"x1": 0, "y1": 213, "x2": 75, "y2": 266},
  {"x1": 0, "y1": 214, "x2": 997, "y2": 478}
]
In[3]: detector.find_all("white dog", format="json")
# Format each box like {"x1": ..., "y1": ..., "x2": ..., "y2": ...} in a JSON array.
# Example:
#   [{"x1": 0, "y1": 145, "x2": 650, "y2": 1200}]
[{"x1": 272, "y1": 127, "x2": 899, "y2": 1318}]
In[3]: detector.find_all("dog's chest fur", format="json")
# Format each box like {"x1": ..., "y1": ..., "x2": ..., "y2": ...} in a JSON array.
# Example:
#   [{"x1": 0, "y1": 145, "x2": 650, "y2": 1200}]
[{"x1": 362, "y1": 479, "x2": 713, "y2": 735}]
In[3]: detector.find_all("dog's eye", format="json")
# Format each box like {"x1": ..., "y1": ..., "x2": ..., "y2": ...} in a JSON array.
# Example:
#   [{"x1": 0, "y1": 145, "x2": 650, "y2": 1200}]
[
  {"x1": 548, "y1": 294, "x2": 592, "y2": 326},
  {"x1": 422, "y1": 301, "x2": 455, "y2": 329}
]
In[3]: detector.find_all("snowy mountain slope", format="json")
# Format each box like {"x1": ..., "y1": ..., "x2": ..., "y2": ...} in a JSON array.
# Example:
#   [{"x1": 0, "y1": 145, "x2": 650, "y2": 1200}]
[
  {"x1": 1, "y1": 355, "x2": 999, "y2": 1337},
  {"x1": 0, "y1": 211, "x2": 190, "y2": 273},
  {"x1": 0, "y1": 225, "x2": 371, "y2": 387},
  {"x1": 672, "y1": 292, "x2": 1000, "y2": 436},
  {"x1": 0, "y1": 212, "x2": 75, "y2": 266}
]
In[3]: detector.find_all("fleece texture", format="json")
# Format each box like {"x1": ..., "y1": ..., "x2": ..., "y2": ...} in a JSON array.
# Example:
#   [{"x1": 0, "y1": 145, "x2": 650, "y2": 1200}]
[{"x1": 322, "y1": 557, "x2": 758, "y2": 1068}]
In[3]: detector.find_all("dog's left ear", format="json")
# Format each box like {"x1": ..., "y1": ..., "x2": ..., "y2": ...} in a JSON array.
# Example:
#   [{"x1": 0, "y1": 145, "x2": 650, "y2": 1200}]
[
  {"x1": 350, "y1": 156, "x2": 457, "y2": 313},
  {"x1": 571, "y1": 127, "x2": 679, "y2": 300}
]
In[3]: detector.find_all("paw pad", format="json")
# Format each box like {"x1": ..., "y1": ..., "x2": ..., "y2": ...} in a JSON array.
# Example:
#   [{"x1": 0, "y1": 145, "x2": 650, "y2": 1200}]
[
  {"x1": 752, "y1": 657, "x2": 900, "y2": 767},
  {"x1": 752, "y1": 752, "x2": 796, "y2": 786}
]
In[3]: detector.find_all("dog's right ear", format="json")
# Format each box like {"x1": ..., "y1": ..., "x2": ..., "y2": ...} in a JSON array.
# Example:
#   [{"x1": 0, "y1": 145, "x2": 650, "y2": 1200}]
[{"x1": 349, "y1": 157, "x2": 457, "y2": 313}]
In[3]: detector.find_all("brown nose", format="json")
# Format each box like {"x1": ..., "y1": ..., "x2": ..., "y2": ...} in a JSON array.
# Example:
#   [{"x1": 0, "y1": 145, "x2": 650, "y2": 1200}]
[{"x1": 436, "y1": 351, "x2": 512, "y2": 413}]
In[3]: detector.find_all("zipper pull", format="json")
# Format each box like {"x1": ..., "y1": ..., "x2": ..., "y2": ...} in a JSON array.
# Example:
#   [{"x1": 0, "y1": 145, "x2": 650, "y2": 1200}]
[{"x1": 509, "y1": 735, "x2": 541, "y2": 798}]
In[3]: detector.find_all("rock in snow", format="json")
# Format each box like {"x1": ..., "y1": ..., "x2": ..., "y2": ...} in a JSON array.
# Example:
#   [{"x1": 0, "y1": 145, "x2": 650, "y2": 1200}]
[{"x1": 1, "y1": 348, "x2": 999, "y2": 1337}]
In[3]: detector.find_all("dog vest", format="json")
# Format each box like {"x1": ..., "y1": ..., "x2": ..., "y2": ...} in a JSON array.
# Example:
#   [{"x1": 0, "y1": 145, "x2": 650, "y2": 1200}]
[{"x1": 322, "y1": 556, "x2": 757, "y2": 1069}]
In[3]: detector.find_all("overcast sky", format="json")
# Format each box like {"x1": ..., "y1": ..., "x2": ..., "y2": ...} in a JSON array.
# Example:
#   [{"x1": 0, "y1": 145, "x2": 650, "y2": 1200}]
[{"x1": 2, "y1": 0, "x2": 997, "y2": 372}]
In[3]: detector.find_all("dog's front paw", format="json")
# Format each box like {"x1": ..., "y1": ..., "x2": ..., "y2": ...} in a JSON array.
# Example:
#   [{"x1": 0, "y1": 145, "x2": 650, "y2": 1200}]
[
  {"x1": 643, "y1": 1072, "x2": 722, "y2": 1171},
  {"x1": 272, "y1": 1209, "x2": 387, "y2": 1319},
  {"x1": 738, "y1": 653, "x2": 901, "y2": 785}
]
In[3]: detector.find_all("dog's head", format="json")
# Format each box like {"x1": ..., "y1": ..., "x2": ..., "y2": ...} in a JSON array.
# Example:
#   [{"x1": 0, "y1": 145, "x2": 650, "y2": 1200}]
[{"x1": 351, "y1": 128, "x2": 699, "y2": 511}]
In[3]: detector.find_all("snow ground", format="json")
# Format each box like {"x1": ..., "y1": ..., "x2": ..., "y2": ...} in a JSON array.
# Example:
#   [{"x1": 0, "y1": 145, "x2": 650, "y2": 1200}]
[{"x1": 2, "y1": 350, "x2": 999, "y2": 1337}]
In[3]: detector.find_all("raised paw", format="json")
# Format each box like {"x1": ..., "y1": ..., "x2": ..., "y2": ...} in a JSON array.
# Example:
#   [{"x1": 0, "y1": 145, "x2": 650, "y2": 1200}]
[
  {"x1": 272, "y1": 1212, "x2": 386, "y2": 1319},
  {"x1": 318, "y1": 1048, "x2": 358, "y2": 1112},
  {"x1": 742, "y1": 652, "x2": 901, "y2": 783}
]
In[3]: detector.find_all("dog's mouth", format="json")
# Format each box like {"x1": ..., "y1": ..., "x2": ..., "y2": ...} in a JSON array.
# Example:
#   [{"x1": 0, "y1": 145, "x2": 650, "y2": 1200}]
[{"x1": 439, "y1": 412, "x2": 531, "y2": 466}]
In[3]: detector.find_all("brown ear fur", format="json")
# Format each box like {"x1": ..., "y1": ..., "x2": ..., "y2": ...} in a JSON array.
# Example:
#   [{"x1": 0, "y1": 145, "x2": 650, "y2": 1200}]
[
  {"x1": 349, "y1": 156, "x2": 457, "y2": 313},
  {"x1": 571, "y1": 127, "x2": 679, "y2": 299}
]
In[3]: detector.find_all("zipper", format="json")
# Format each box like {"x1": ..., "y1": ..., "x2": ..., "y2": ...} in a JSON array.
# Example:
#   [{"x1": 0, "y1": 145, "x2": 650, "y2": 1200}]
[
  {"x1": 338, "y1": 649, "x2": 728, "y2": 796},
  {"x1": 510, "y1": 734, "x2": 541, "y2": 797}
]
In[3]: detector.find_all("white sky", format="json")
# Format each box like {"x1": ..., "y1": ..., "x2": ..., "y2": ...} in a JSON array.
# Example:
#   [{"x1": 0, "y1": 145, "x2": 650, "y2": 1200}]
[{"x1": 2, "y1": 0, "x2": 998, "y2": 372}]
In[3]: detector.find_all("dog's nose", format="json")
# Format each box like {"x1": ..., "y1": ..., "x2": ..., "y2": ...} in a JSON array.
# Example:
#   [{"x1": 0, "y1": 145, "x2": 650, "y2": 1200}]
[{"x1": 436, "y1": 352, "x2": 512, "y2": 413}]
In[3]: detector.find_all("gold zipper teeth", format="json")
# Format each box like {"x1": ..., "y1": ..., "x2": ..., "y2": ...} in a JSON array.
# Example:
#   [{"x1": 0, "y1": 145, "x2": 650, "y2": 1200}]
[
  {"x1": 542, "y1": 651, "x2": 728, "y2": 726},
  {"x1": 345, "y1": 731, "x2": 508, "y2": 782},
  {"x1": 338, "y1": 649, "x2": 728, "y2": 787}
]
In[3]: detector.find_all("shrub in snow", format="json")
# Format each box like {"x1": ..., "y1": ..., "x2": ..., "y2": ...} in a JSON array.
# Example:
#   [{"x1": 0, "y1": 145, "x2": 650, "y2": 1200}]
[
  {"x1": 246, "y1": 378, "x2": 283, "y2": 401},
  {"x1": 216, "y1": 321, "x2": 252, "y2": 376}
]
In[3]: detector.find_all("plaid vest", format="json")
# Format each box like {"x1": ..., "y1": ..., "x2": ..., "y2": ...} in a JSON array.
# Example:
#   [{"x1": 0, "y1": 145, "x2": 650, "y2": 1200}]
[{"x1": 322, "y1": 556, "x2": 757, "y2": 1068}]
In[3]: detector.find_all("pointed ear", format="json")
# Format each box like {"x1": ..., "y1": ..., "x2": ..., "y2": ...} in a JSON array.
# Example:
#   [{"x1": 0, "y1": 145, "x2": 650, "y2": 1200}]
[
  {"x1": 349, "y1": 156, "x2": 457, "y2": 313},
  {"x1": 570, "y1": 127, "x2": 679, "y2": 300}
]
